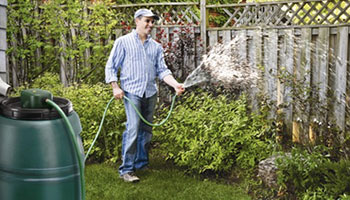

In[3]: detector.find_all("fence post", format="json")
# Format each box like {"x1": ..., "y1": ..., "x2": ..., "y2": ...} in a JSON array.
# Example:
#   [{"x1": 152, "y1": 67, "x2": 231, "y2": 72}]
[
  {"x1": 334, "y1": 27, "x2": 348, "y2": 132},
  {"x1": 200, "y1": 0, "x2": 207, "y2": 53}
]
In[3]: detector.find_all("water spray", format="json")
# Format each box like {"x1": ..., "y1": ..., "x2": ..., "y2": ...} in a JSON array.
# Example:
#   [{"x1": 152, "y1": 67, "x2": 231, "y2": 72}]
[{"x1": 184, "y1": 36, "x2": 259, "y2": 90}]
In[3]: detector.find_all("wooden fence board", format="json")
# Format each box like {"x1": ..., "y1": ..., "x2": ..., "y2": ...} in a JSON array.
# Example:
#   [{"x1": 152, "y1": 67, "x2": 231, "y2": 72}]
[
  {"x1": 164, "y1": 27, "x2": 170, "y2": 43},
  {"x1": 235, "y1": 30, "x2": 247, "y2": 60},
  {"x1": 209, "y1": 30, "x2": 218, "y2": 47},
  {"x1": 280, "y1": 29, "x2": 294, "y2": 136},
  {"x1": 303, "y1": 28, "x2": 312, "y2": 144},
  {"x1": 200, "y1": 0, "x2": 207, "y2": 52},
  {"x1": 294, "y1": 28, "x2": 312, "y2": 144},
  {"x1": 252, "y1": 29, "x2": 262, "y2": 70},
  {"x1": 247, "y1": 29, "x2": 262, "y2": 112},
  {"x1": 222, "y1": 30, "x2": 231, "y2": 43},
  {"x1": 334, "y1": 27, "x2": 348, "y2": 131},
  {"x1": 315, "y1": 28, "x2": 330, "y2": 120},
  {"x1": 316, "y1": 28, "x2": 330, "y2": 108},
  {"x1": 263, "y1": 29, "x2": 278, "y2": 118},
  {"x1": 310, "y1": 27, "x2": 330, "y2": 141}
]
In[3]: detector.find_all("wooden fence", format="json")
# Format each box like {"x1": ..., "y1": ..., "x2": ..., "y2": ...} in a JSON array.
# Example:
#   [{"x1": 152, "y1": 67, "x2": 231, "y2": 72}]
[
  {"x1": 202, "y1": 0, "x2": 350, "y2": 144},
  {"x1": 226, "y1": 27, "x2": 350, "y2": 145},
  {"x1": 4, "y1": 0, "x2": 350, "y2": 143}
]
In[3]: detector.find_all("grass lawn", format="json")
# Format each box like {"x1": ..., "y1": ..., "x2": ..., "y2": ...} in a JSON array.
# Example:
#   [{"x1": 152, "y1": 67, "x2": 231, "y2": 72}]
[{"x1": 85, "y1": 153, "x2": 251, "y2": 200}]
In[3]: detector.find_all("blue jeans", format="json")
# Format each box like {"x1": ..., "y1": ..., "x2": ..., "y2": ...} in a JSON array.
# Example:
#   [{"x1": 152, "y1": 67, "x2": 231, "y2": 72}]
[{"x1": 119, "y1": 92, "x2": 157, "y2": 175}]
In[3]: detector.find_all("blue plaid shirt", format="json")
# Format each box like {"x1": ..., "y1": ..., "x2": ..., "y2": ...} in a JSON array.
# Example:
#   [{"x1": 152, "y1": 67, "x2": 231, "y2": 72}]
[{"x1": 105, "y1": 30, "x2": 172, "y2": 98}]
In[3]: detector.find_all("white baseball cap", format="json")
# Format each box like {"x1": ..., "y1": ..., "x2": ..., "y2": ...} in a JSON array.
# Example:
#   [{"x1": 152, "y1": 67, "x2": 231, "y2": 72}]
[{"x1": 134, "y1": 9, "x2": 159, "y2": 20}]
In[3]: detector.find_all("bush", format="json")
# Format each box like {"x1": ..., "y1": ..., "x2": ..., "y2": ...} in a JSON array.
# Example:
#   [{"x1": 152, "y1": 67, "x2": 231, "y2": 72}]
[
  {"x1": 276, "y1": 146, "x2": 350, "y2": 199},
  {"x1": 154, "y1": 92, "x2": 274, "y2": 173}
]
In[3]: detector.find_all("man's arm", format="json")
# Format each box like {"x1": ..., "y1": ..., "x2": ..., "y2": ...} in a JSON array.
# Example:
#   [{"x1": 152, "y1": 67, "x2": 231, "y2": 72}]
[
  {"x1": 105, "y1": 39, "x2": 125, "y2": 84},
  {"x1": 163, "y1": 75, "x2": 185, "y2": 96}
]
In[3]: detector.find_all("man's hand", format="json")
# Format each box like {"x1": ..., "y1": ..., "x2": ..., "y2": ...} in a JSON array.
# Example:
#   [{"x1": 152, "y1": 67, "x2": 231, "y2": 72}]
[
  {"x1": 174, "y1": 84, "x2": 185, "y2": 96},
  {"x1": 111, "y1": 82, "x2": 124, "y2": 100},
  {"x1": 163, "y1": 75, "x2": 185, "y2": 96}
]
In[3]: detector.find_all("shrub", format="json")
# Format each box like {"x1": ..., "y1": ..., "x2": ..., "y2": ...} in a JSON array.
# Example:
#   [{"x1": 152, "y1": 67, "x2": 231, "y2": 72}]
[
  {"x1": 276, "y1": 146, "x2": 350, "y2": 199},
  {"x1": 154, "y1": 92, "x2": 274, "y2": 173}
]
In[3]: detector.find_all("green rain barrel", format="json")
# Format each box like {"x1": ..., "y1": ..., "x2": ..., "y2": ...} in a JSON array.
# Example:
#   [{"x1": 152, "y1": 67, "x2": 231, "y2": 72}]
[{"x1": 0, "y1": 95, "x2": 84, "y2": 200}]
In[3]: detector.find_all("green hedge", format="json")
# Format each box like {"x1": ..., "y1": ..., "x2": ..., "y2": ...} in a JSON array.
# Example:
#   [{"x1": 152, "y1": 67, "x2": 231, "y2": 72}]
[{"x1": 154, "y1": 92, "x2": 274, "y2": 173}]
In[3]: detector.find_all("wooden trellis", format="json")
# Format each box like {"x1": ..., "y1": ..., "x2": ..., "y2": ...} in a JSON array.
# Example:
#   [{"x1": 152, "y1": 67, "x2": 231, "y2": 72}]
[
  {"x1": 205, "y1": 0, "x2": 350, "y2": 28},
  {"x1": 112, "y1": 2, "x2": 201, "y2": 26}
]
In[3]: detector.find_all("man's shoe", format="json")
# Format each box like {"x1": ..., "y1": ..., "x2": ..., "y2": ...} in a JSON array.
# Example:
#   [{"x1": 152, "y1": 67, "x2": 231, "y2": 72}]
[{"x1": 119, "y1": 173, "x2": 140, "y2": 183}]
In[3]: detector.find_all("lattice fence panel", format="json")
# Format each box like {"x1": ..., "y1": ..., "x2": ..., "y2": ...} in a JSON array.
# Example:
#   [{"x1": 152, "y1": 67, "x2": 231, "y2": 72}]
[
  {"x1": 112, "y1": 3, "x2": 200, "y2": 27},
  {"x1": 208, "y1": 0, "x2": 350, "y2": 28}
]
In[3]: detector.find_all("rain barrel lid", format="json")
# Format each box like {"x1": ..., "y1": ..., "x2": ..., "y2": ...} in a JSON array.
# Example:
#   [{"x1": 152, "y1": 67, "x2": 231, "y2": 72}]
[{"x1": 0, "y1": 97, "x2": 73, "y2": 120}]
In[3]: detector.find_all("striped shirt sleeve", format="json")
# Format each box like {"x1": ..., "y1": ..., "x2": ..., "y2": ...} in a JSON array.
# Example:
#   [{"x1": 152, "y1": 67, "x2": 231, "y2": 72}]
[
  {"x1": 105, "y1": 38, "x2": 125, "y2": 83},
  {"x1": 156, "y1": 45, "x2": 172, "y2": 80}
]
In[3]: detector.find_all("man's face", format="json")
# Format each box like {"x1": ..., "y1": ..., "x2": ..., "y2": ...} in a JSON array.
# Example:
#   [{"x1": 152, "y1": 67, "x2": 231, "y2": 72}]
[{"x1": 135, "y1": 16, "x2": 155, "y2": 35}]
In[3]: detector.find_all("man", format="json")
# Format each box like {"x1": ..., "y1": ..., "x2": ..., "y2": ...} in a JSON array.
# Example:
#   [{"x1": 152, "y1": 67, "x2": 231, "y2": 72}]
[{"x1": 105, "y1": 8, "x2": 185, "y2": 183}]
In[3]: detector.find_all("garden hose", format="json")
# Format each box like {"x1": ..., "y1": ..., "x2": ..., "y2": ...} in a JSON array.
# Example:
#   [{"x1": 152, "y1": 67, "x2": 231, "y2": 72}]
[
  {"x1": 123, "y1": 94, "x2": 177, "y2": 127},
  {"x1": 45, "y1": 99, "x2": 86, "y2": 200},
  {"x1": 84, "y1": 94, "x2": 177, "y2": 162}
]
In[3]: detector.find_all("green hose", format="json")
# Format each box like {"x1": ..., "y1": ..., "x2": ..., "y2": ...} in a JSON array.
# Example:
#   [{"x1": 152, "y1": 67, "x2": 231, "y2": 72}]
[
  {"x1": 84, "y1": 96, "x2": 115, "y2": 163},
  {"x1": 84, "y1": 94, "x2": 177, "y2": 162},
  {"x1": 123, "y1": 94, "x2": 177, "y2": 127},
  {"x1": 45, "y1": 99, "x2": 85, "y2": 200}
]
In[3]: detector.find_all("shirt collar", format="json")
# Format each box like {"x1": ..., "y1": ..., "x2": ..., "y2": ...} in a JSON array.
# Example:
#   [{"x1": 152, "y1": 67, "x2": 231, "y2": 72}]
[{"x1": 132, "y1": 29, "x2": 151, "y2": 43}]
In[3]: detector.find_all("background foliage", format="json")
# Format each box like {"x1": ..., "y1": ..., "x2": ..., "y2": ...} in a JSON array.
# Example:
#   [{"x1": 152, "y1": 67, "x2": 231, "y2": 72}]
[
  {"x1": 7, "y1": 0, "x2": 117, "y2": 86},
  {"x1": 276, "y1": 147, "x2": 350, "y2": 199},
  {"x1": 154, "y1": 92, "x2": 275, "y2": 173}
]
